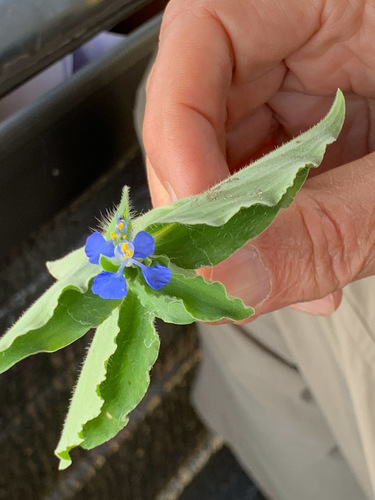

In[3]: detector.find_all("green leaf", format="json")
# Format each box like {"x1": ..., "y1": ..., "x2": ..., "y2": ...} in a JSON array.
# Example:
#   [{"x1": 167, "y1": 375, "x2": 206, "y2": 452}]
[
  {"x1": 55, "y1": 308, "x2": 121, "y2": 470},
  {"x1": 1, "y1": 255, "x2": 95, "y2": 355},
  {"x1": 104, "y1": 185, "x2": 131, "y2": 240},
  {"x1": 130, "y1": 260, "x2": 253, "y2": 323},
  {"x1": 77, "y1": 291, "x2": 159, "y2": 450},
  {"x1": 47, "y1": 187, "x2": 131, "y2": 280},
  {"x1": 46, "y1": 247, "x2": 87, "y2": 281},
  {"x1": 133, "y1": 90, "x2": 345, "y2": 268},
  {"x1": 129, "y1": 279, "x2": 195, "y2": 324},
  {"x1": 0, "y1": 262, "x2": 121, "y2": 374},
  {"x1": 137, "y1": 90, "x2": 344, "y2": 228},
  {"x1": 128, "y1": 268, "x2": 195, "y2": 325},
  {"x1": 151, "y1": 167, "x2": 307, "y2": 268},
  {"x1": 99, "y1": 255, "x2": 120, "y2": 273}
]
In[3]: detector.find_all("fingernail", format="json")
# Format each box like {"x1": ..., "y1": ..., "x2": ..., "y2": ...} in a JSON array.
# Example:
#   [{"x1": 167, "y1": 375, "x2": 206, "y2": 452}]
[
  {"x1": 209, "y1": 245, "x2": 271, "y2": 307},
  {"x1": 290, "y1": 292, "x2": 340, "y2": 316},
  {"x1": 166, "y1": 182, "x2": 178, "y2": 203}
]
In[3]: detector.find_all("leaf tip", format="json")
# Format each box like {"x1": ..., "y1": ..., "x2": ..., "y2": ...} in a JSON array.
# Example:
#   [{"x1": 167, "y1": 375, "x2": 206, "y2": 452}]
[{"x1": 56, "y1": 448, "x2": 73, "y2": 471}]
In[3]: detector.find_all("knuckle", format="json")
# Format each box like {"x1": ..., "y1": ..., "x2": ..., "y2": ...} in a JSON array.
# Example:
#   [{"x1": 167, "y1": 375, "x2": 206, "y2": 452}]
[{"x1": 296, "y1": 193, "x2": 356, "y2": 292}]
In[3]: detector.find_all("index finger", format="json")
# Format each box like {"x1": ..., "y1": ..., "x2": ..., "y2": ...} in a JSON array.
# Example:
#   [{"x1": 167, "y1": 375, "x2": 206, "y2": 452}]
[
  {"x1": 144, "y1": 5, "x2": 233, "y2": 199},
  {"x1": 143, "y1": 0, "x2": 322, "y2": 200}
]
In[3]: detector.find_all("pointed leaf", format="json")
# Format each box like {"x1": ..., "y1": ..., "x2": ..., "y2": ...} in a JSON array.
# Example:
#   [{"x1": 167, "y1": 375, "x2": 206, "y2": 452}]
[
  {"x1": 104, "y1": 185, "x2": 131, "y2": 239},
  {"x1": 47, "y1": 247, "x2": 87, "y2": 280},
  {"x1": 133, "y1": 91, "x2": 345, "y2": 268},
  {"x1": 78, "y1": 292, "x2": 159, "y2": 450},
  {"x1": 0, "y1": 256, "x2": 96, "y2": 355},
  {"x1": 55, "y1": 308, "x2": 120, "y2": 470},
  {"x1": 0, "y1": 261, "x2": 121, "y2": 373},
  {"x1": 137, "y1": 90, "x2": 344, "y2": 229}
]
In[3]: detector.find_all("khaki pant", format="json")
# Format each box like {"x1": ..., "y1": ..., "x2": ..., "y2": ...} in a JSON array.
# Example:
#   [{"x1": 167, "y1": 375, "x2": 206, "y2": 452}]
[
  {"x1": 135, "y1": 63, "x2": 375, "y2": 500},
  {"x1": 193, "y1": 277, "x2": 375, "y2": 500}
]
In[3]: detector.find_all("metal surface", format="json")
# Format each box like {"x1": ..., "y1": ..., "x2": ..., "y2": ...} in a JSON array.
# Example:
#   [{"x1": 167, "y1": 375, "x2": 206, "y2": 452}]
[
  {"x1": 0, "y1": 0, "x2": 153, "y2": 97},
  {"x1": 0, "y1": 15, "x2": 161, "y2": 263}
]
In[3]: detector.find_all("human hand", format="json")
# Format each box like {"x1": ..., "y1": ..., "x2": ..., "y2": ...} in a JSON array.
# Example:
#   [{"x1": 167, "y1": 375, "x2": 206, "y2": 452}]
[{"x1": 143, "y1": 0, "x2": 375, "y2": 318}]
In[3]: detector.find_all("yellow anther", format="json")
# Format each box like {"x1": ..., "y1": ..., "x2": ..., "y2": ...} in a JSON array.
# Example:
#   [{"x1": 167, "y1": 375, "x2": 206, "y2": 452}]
[
  {"x1": 110, "y1": 232, "x2": 116, "y2": 240},
  {"x1": 121, "y1": 242, "x2": 134, "y2": 259},
  {"x1": 117, "y1": 222, "x2": 124, "y2": 230}
]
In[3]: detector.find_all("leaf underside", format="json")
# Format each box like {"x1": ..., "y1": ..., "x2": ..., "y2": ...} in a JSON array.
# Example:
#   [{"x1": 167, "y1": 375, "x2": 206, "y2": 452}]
[
  {"x1": 150, "y1": 168, "x2": 307, "y2": 268},
  {"x1": 134, "y1": 90, "x2": 345, "y2": 269},
  {"x1": 0, "y1": 284, "x2": 121, "y2": 374},
  {"x1": 56, "y1": 308, "x2": 121, "y2": 469},
  {"x1": 136, "y1": 89, "x2": 345, "y2": 232},
  {"x1": 56, "y1": 292, "x2": 158, "y2": 467},
  {"x1": 81, "y1": 292, "x2": 158, "y2": 449}
]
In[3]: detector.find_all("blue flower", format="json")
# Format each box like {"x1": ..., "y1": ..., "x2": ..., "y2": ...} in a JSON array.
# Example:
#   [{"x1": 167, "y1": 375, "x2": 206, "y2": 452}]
[
  {"x1": 92, "y1": 271, "x2": 127, "y2": 299},
  {"x1": 85, "y1": 232, "x2": 115, "y2": 264},
  {"x1": 85, "y1": 216, "x2": 171, "y2": 299}
]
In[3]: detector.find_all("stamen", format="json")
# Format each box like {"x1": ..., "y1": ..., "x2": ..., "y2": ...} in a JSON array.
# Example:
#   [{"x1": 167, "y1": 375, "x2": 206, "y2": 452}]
[
  {"x1": 121, "y1": 242, "x2": 134, "y2": 259},
  {"x1": 117, "y1": 222, "x2": 124, "y2": 230},
  {"x1": 110, "y1": 232, "x2": 116, "y2": 240}
]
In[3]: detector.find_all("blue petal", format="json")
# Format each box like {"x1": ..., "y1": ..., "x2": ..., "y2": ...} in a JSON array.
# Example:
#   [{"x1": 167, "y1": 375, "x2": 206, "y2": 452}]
[
  {"x1": 141, "y1": 265, "x2": 172, "y2": 290},
  {"x1": 85, "y1": 232, "x2": 115, "y2": 264},
  {"x1": 92, "y1": 271, "x2": 127, "y2": 299},
  {"x1": 133, "y1": 231, "x2": 155, "y2": 259}
]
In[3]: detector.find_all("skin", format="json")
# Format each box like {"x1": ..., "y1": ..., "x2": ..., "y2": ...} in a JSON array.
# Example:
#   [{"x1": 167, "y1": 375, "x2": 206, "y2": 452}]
[{"x1": 143, "y1": 0, "x2": 375, "y2": 319}]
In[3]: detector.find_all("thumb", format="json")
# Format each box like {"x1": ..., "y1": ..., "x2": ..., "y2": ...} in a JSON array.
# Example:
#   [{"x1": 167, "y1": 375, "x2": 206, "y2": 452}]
[
  {"x1": 206, "y1": 154, "x2": 375, "y2": 318},
  {"x1": 289, "y1": 291, "x2": 343, "y2": 316}
]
